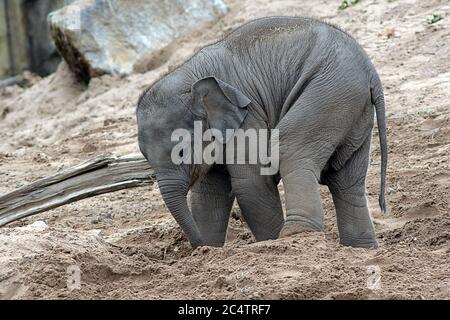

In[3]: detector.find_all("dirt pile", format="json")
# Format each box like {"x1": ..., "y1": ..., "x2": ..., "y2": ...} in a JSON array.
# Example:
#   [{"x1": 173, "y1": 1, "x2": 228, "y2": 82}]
[{"x1": 0, "y1": 0, "x2": 449, "y2": 299}]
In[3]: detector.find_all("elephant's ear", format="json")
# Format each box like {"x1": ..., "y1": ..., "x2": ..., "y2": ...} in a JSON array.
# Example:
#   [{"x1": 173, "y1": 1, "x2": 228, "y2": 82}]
[{"x1": 191, "y1": 77, "x2": 251, "y2": 143}]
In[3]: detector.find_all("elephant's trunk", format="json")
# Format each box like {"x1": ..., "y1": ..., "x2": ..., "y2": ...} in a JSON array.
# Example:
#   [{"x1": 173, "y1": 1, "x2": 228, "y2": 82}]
[{"x1": 157, "y1": 176, "x2": 203, "y2": 247}]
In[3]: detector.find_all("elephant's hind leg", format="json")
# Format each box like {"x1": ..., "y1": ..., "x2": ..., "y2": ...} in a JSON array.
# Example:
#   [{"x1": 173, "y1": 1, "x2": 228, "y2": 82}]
[
  {"x1": 324, "y1": 137, "x2": 378, "y2": 248},
  {"x1": 189, "y1": 166, "x2": 234, "y2": 246},
  {"x1": 277, "y1": 73, "x2": 371, "y2": 238},
  {"x1": 279, "y1": 168, "x2": 324, "y2": 237},
  {"x1": 277, "y1": 97, "x2": 340, "y2": 236}
]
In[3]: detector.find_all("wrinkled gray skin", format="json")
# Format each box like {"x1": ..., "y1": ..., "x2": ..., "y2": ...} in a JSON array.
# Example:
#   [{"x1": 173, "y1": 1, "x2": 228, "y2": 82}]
[{"x1": 137, "y1": 17, "x2": 387, "y2": 249}]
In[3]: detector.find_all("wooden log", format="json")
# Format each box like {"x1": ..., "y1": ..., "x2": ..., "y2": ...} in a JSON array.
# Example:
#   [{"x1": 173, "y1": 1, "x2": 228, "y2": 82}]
[
  {"x1": 0, "y1": 76, "x2": 19, "y2": 88},
  {"x1": 0, "y1": 154, "x2": 155, "y2": 227}
]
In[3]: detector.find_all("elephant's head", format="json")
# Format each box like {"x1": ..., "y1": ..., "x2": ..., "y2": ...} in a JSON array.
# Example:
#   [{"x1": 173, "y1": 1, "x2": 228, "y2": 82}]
[{"x1": 136, "y1": 70, "x2": 251, "y2": 247}]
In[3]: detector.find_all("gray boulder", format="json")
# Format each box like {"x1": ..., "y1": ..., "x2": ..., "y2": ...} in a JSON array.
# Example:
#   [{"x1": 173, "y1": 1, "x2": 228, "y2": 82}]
[{"x1": 48, "y1": 0, "x2": 227, "y2": 83}]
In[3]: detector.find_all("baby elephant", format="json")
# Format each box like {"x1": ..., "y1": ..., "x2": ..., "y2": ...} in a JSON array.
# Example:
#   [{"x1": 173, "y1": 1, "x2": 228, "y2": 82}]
[{"x1": 137, "y1": 17, "x2": 387, "y2": 249}]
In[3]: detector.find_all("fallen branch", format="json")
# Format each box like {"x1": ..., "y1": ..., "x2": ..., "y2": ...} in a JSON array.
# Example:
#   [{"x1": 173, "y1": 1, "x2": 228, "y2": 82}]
[
  {"x1": 0, "y1": 76, "x2": 19, "y2": 88},
  {"x1": 0, "y1": 154, "x2": 155, "y2": 227}
]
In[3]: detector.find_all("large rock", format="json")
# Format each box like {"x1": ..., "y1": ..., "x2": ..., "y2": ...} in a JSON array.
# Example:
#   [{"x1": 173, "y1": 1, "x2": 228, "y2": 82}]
[{"x1": 48, "y1": 0, "x2": 227, "y2": 83}]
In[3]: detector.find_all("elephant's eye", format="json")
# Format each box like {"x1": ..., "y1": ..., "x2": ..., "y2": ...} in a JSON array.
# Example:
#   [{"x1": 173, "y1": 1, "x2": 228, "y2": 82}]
[{"x1": 179, "y1": 150, "x2": 184, "y2": 158}]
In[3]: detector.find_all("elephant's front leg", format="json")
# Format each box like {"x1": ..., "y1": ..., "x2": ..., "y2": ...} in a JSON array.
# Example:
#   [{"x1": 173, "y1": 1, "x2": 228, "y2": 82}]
[
  {"x1": 228, "y1": 166, "x2": 284, "y2": 241},
  {"x1": 189, "y1": 166, "x2": 234, "y2": 247}
]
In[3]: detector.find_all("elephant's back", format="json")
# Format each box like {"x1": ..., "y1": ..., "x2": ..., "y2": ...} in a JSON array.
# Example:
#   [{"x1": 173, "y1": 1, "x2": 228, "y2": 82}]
[{"x1": 221, "y1": 16, "x2": 354, "y2": 51}]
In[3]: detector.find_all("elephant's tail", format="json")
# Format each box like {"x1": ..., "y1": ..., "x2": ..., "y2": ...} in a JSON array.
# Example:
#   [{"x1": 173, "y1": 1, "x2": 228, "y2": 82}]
[{"x1": 370, "y1": 74, "x2": 388, "y2": 213}]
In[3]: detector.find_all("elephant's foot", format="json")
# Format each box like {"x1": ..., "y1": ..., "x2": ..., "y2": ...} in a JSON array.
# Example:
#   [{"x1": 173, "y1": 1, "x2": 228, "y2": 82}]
[
  {"x1": 339, "y1": 236, "x2": 379, "y2": 249},
  {"x1": 336, "y1": 208, "x2": 379, "y2": 249},
  {"x1": 279, "y1": 220, "x2": 323, "y2": 238}
]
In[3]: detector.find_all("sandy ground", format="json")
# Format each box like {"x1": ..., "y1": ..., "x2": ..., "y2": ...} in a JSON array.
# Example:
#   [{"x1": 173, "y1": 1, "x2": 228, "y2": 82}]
[{"x1": 0, "y1": 0, "x2": 449, "y2": 299}]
